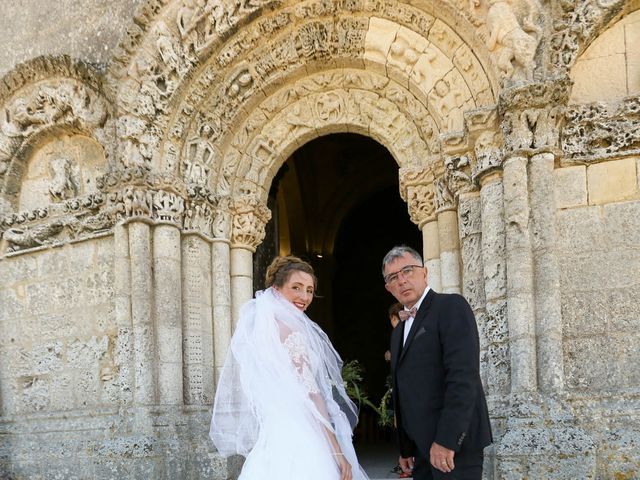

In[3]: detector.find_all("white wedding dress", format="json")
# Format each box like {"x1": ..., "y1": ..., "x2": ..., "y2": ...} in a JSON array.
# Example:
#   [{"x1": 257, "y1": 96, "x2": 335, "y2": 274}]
[{"x1": 210, "y1": 288, "x2": 369, "y2": 480}]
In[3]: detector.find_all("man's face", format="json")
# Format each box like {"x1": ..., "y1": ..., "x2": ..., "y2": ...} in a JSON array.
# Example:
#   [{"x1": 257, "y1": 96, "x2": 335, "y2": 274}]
[{"x1": 383, "y1": 252, "x2": 428, "y2": 308}]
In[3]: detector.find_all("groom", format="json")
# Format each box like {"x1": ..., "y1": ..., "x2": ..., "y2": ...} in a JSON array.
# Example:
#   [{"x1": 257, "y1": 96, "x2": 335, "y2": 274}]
[{"x1": 383, "y1": 245, "x2": 492, "y2": 479}]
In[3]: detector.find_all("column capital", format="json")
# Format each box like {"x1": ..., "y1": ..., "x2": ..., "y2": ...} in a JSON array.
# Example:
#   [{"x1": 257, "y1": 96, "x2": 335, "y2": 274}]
[
  {"x1": 498, "y1": 78, "x2": 572, "y2": 156},
  {"x1": 435, "y1": 155, "x2": 475, "y2": 213},
  {"x1": 230, "y1": 194, "x2": 271, "y2": 251},
  {"x1": 399, "y1": 166, "x2": 437, "y2": 227}
]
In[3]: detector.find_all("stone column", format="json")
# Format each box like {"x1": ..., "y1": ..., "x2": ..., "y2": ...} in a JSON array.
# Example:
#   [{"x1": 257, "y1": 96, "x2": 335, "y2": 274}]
[
  {"x1": 478, "y1": 169, "x2": 510, "y2": 397},
  {"x1": 113, "y1": 223, "x2": 134, "y2": 404},
  {"x1": 128, "y1": 221, "x2": 156, "y2": 405},
  {"x1": 456, "y1": 191, "x2": 487, "y2": 380},
  {"x1": 229, "y1": 196, "x2": 271, "y2": 328},
  {"x1": 181, "y1": 233, "x2": 214, "y2": 404},
  {"x1": 437, "y1": 209, "x2": 462, "y2": 294},
  {"x1": 422, "y1": 219, "x2": 442, "y2": 292},
  {"x1": 153, "y1": 224, "x2": 183, "y2": 405},
  {"x1": 529, "y1": 152, "x2": 564, "y2": 393},
  {"x1": 502, "y1": 155, "x2": 537, "y2": 393}
]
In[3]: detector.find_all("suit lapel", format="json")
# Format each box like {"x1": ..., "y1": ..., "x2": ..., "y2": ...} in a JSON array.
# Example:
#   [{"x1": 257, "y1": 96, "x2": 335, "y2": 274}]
[{"x1": 399, "y1": 289, "x2": 435, "y2": 364}]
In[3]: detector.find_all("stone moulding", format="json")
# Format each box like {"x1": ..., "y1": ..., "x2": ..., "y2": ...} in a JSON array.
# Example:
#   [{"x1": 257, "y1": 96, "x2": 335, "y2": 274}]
[{"x1": 561, "y1": 95, "x2": 640, "y2": 163}]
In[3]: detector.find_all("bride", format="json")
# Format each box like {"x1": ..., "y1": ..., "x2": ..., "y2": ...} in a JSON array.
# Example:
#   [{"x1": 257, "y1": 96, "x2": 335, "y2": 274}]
[{"x1": 210, "y1": 256, "x2": 369, "y2": 480}]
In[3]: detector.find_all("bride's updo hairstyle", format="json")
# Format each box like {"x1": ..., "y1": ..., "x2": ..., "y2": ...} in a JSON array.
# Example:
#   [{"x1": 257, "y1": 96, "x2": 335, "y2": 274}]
[{"x1": 265, "y1": 255, "x2": 317, "y2": 290}]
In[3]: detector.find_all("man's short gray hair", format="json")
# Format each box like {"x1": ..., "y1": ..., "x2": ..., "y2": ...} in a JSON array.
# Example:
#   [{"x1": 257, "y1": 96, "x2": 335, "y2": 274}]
[{"x1": 381, "y1": 245, "x2": 424, "y2": 276}]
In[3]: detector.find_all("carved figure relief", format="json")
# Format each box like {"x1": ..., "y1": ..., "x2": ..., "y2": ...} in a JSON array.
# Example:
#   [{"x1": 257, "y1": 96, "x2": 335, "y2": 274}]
[
  {"x1": 315, "y1": 92, "x2": 344, "y2": 123},
  {"x1": 429, "y1": 78, "x2": 465, "y2": 131},
  {"x1": 183, "y1": 125, "x2": 214, "y2": 186},
  {"x1": 296, "y1": 22, "x2": 330, "y2": 58},
  {"x1": 440, "y1": 155, "x2": 473, "y2": 206},
  {"x1": 48, "y1": 156, "x2": 79, "y2": 202},
  {"x1": 123, "y1": 187, "x2": 153, "y2": 217},
  {"x1": 184, "y1": 201, "x2": 213, "y2": 233},
  {"x1": 485, "y1": 0, "x2": 541, "y2": 82},
  {"x1": 153, "y1": 191, "x2": 185, "y2": 222},
  {"x1": 1, "y1": 82, "x2": 107, "y2": 139},
  {"x1": 473, "y1": 130, "x2": 503, "y2": 179},
  {"x1": 155, "y1": 21, "x2": 187, "y2": 80}
]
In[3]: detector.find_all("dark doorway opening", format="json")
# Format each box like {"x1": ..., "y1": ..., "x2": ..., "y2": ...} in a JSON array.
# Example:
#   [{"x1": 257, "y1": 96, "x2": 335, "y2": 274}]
[{"x1": 254, "y1": 132, "x2": 421, "y2": 448}]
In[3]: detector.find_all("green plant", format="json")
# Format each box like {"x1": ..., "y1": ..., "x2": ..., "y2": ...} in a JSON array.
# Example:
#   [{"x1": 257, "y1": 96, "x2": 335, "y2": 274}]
[
  {"x1": 341, "y1": 360, "x2": 380, "y2": 414},
  {"x1": 377, "y1": 377, "x2": 394, "y2": 427}
]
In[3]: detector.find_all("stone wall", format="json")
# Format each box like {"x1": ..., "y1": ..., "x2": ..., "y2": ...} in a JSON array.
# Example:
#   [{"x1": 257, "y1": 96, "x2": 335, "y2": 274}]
[
  {"x1": 0, "y1": 0, "x2": 142, "y2": 77},
  {"x1": 555, "y1": 157, "x2": 640, "y2": 478},
  {"x1": 0, "y1": 237, "x2": 117, "y2": 415}
]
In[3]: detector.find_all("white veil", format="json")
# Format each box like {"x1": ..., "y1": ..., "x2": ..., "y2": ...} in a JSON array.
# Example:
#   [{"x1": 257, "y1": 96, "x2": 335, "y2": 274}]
[{"x1": 210, "y1": 288, "x2": 366, "y2": 477}]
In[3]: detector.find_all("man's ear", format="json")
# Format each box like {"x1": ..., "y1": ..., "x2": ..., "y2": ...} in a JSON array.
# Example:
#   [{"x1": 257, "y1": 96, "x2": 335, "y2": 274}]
[{"x1": 385, "y1": 283, "x2": 392, "y2": 293}]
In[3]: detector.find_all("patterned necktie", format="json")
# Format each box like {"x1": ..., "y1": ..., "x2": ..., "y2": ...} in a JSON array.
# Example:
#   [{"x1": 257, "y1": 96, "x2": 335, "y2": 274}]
[{"x1": 398, "y1": 307, "x2": 417, "y2": 322}]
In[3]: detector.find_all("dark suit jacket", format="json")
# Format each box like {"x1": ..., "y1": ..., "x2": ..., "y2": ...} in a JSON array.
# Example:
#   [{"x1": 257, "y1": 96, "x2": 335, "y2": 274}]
[{"x1": 390, "y1": 289, "x2": 492, "y2": 458}]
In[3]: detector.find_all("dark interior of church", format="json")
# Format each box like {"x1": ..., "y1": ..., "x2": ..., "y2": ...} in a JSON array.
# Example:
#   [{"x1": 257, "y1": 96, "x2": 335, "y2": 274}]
[{"x1": 254, "y1": 132, "x2": 422, "y2": 442}]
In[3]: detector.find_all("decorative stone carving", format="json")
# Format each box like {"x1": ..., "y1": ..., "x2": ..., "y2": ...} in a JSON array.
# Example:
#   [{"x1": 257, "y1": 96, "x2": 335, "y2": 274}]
[
  {"x1": 48, "y1": 156, "x2": 79, "y2": 202},
  {"x1": 2, "y1": 220, "x2": 65, "y2": 251},
  {"x1": 499, "y1": 78, "x2": 571, "y2": 153},
  {"x1": 436, "y1": 155, "x2": 474, "y2": 211},
  {"x1": 485, "y1": 0, "x2": 542, "y2": 82},
  {"x1": 562, "y1": 95, "x2": 640, "y2": 163},
  {"x1": 429, "y1": 78, "x2": 465, "y2": 132},
  {"x1": 182, "y1": 125, "x2": 215, "y2": 186},
  {"x1": 399, "y1": 167, "x2": 437, "y2": 226},
  {"x1": 230, "y1": 195, "x2": 271, "y2": 250},
  {"x1": 0, "y1": 192, "x2": 111, "y2": 254},
  {"x1": 212, "y1": 196, "x2": 232, "y2": 240},
  {"x1": 472, "y1": 130, "x2": 504, "y2": 182},
  {"x1": 549, "y1": 0, "x2": 626, "y2": 72},
  {"x1": 1, "y1": 82, "x2": 107, "y2": 139},
  {"x1": 153, "y1": 190, "x2": 185, "y2": 223}
]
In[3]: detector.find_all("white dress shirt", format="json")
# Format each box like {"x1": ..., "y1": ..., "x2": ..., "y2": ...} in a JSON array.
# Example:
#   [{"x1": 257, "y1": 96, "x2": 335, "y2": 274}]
[{"x1": 403, "y1": 287, "x2": 430, "y2": 346}]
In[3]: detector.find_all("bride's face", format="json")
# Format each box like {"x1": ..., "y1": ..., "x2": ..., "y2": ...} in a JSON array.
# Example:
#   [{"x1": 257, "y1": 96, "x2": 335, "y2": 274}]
[{"x1": 275, "y1": 270, "x2": 315, "y2": 312}]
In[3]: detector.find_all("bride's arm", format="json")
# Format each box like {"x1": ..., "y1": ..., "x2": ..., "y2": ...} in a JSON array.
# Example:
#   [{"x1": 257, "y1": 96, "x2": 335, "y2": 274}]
[{"x1": 278, "y1": 323, "x2": 353, "y2": 479}]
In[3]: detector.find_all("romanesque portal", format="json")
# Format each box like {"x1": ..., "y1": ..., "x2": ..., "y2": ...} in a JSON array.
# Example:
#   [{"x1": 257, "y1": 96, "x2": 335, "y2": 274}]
[{"x1": 1, "y1": 1, "x2": 639, "y2": 478}]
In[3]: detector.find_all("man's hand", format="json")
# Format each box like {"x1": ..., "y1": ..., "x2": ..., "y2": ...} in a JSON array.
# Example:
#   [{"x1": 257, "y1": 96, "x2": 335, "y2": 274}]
[
  {"x1": 430, "y1": 442, "x2": 455, "y2": 473},
  {"x1": 399, "y1": 455, "x2": 414, "y2": 474}
]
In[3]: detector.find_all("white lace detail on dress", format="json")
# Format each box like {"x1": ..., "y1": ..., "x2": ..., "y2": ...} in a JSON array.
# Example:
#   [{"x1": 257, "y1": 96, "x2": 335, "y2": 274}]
[{"x1": 284, "y1": 331, "x2": 319, "y2": 394}]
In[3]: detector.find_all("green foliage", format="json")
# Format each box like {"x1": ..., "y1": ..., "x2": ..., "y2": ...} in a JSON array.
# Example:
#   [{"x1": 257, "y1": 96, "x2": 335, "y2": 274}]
[
  {"x1": 341, "y1": 360, "x2": 380, "y2": 414},
  {"x1": 377, "y1": 378, "x2": 394, "y2": 427}
]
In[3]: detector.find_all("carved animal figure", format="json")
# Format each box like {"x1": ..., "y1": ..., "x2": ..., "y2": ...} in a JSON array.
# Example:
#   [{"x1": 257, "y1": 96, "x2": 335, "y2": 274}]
[
  {"x1": 3, "y1": 220, "x2": 64, "y2": 250},
  {"x1": 486, "y1": 0, "x2": 539, "y2": 81}
]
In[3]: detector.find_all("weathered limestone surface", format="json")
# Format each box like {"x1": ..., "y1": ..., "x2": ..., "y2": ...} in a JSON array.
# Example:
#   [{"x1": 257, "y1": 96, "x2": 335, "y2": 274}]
[{"x1": 1, "y1": 0, "x2": 640, "y2": 478}]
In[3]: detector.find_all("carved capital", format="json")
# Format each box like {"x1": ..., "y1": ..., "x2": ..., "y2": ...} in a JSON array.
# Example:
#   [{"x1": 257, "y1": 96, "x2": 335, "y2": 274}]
[
  {"x1": 230, "y1": 195, "x2": 272, "y2": 251},
  {"x1": 435, "y1": 155, "x2": 475, "y2": 212},
  {"x1": 472, "y1": 130, "x2": 504, "y2": 183},
  {"x1": 399, "y1": 167, "x2": 437, "y2": 227},
  {"x1": 498, "y1": 78, "x2": 571, "y2": 154}
]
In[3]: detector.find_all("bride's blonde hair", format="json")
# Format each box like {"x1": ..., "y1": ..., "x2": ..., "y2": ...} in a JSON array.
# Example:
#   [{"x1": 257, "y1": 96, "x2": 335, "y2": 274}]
[{"x1": 265, "y1": 256, "x2": 317, "y2": 289}]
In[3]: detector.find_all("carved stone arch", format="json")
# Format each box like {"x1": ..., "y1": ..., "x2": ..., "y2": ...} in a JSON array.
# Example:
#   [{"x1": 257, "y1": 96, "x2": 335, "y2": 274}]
[
  {"x1": 109, "y1": 0, "x2": 499, "y2": 183},
  {"x1": 215, "y1": 71, "x2": 437, "y2": 203},
  {"x1": 0, "y1": 55, "x2": 113, "y2": 214},
  {"x1": 548, "y1": 0, "x2": 630, "y2": 74}
]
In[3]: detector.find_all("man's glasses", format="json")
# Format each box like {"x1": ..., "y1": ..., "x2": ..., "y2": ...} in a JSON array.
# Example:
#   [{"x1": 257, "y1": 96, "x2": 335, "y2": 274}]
[{"x1": 384, "y1": 264, "x2": 423, "y2": 285}]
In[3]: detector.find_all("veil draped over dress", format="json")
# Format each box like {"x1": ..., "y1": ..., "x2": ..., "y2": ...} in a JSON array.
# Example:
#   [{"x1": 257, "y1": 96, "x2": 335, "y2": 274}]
[{"x1": 210, "y1": 287, "x2": 369, "y2": 480}]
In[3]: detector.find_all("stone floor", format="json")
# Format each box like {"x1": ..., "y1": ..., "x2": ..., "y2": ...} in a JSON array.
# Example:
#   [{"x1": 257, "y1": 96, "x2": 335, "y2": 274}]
[{"x1": 356, "y1": 440, "x2": 408, "y2": 480}]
